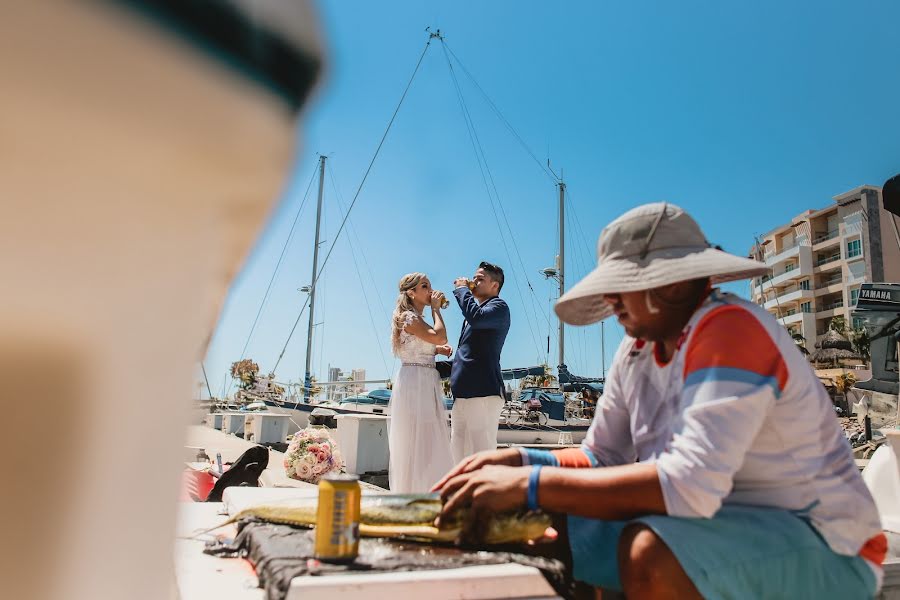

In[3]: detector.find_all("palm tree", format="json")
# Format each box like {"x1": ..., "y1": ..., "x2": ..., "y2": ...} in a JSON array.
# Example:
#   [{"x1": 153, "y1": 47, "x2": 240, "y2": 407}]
[
  {"x1": 308, "y1": 375, "x2": 323, "y2": 398},
  {"x1": 849, "y1": 327, "x2": 871, "y2": 365},
  {"x1": 829, "y1": 316, "x2": 847, "y2": 336},
  {"x1": 832, "y1": 371, "x2": 857, "y2": 417},
  {"x1": 833, "y1": 371, "x2": 857, "y2": 396}
]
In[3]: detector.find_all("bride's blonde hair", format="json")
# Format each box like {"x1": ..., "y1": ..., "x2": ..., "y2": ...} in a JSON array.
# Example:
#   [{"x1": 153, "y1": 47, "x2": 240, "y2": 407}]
[{"x1": 391, "y1": 272, "x2": 426, "y2": 356}]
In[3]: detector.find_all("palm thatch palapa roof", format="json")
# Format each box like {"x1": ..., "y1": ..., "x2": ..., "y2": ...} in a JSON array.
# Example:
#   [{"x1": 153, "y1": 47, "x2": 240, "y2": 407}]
[{"x1": 811, "y1": 330, "x2": 862, "y2": 365}]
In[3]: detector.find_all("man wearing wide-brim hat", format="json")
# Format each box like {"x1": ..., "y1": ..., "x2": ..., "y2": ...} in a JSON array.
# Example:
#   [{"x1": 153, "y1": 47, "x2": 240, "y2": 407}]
[{"x1": 435, "y1": 203, "x2": 885, "y2": 598}]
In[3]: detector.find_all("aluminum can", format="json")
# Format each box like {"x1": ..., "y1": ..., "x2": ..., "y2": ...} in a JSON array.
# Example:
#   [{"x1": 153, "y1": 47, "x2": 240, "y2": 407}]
[{"x1": 314, "y1": 473, "x2": 360, "y2": 562}]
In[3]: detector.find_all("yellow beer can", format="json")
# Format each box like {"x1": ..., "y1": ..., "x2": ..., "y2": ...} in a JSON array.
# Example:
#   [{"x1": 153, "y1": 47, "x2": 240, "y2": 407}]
[{"x1": 314, "y1": 473, "x2": 360, "y2": 562}]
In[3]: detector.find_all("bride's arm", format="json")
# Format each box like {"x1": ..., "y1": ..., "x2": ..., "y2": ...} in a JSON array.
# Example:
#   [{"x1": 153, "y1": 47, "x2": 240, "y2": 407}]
[
  {"x1": 430, "y1": 292, "x2": 448, "y2": 342},
  {"x1": 403, "y1": 294, "x2": 448, "y2": 345}
]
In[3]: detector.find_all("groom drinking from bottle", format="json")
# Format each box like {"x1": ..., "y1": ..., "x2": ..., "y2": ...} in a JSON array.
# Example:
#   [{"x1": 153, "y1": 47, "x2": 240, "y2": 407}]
[{"x1": 447, "y1": 262, "x2": 511, "y2": 464}]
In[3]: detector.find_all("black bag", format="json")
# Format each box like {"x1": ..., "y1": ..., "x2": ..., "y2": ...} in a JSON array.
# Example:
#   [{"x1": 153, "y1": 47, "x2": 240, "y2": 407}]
[{"x1": 205, "y1": 445, "x2": 269, "y2": 502}]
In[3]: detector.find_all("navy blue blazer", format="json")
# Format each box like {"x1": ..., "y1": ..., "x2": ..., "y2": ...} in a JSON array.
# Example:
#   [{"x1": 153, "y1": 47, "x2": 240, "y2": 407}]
[{"x1": 448, "y1": 287, "x2": 510, "y2": 399}]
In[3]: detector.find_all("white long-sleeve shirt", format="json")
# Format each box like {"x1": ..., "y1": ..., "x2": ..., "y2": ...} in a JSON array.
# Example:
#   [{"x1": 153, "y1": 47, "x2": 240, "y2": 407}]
[{"x1": 579, "y1": 290, "x2": 882, "y2": 560}]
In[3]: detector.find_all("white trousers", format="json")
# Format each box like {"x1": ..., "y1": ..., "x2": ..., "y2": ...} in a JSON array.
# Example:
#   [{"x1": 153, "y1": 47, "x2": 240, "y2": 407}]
[{"x1": 450, "y1": 395, "x2": 505, "y2": 464}]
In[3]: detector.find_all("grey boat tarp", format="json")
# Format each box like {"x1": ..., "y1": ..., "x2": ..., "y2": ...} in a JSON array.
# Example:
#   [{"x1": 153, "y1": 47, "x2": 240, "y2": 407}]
[{"x1": 204, "y1": 520, "x2": 583, "y2": 600}]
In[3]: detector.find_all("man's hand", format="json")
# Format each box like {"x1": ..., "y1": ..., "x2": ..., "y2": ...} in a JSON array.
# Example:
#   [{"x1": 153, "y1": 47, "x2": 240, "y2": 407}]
[
  {"x1": 437, "y1": 464, "x2": 530, "y2": 523},
  {"x1": 435, "y1": 344, "x2": 453, "y2": 357},
  {"x1": 453, "y1": 277, "x2": 470, "y2": 289},
  {"x1": 431, "y1": 448, "x2": 522, "y2": 492}
]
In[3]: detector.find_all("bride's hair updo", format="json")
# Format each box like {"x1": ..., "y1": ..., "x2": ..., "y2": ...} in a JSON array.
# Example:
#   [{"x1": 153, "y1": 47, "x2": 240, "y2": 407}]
[{"x1": 391, "y1": 272, "x2": 426, "y2": 356}]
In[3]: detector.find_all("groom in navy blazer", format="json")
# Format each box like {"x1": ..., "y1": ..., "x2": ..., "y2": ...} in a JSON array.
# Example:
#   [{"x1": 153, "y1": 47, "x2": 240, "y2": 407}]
[{"x1": 446, "y1": 261, "x2": 510, "y2": 463}]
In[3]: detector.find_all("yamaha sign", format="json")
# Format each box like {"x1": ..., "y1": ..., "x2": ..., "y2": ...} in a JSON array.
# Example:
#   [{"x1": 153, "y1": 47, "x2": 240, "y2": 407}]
[{"x1": 854, "y1": 283, "x2": 900, "y2": 311}]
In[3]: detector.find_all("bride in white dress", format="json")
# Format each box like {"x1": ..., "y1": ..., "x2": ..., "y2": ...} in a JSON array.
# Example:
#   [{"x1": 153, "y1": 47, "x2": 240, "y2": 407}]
[{"x1": 388, "y1": 272, "x2": 454, "y2": 493}]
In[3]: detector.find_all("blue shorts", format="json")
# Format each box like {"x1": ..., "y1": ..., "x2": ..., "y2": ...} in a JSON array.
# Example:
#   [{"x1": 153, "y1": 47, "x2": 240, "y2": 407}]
[{"x1": 568, "y1": 505, "x2": 878, "y2": 599}]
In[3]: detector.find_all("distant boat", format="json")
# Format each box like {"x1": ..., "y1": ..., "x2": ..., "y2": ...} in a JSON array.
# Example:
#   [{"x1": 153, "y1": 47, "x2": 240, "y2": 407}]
[{"x1": 260, "y1": 364, "x2": 598, "y2": 445}]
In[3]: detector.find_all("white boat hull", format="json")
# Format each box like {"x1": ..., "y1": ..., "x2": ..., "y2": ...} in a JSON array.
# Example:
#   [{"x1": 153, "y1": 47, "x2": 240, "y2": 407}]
[{"x1": 260, "y1": 401, "x2": 588, "y2": 446}]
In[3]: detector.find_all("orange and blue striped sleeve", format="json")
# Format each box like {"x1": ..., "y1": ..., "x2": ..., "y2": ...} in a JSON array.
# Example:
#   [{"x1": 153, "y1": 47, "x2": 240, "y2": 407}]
[
  {"x1": 683, "y1": 305, "x2": 789, "y2": 400},
  {"x1": 656, "y1": 305, "x2": 787, "y2": 518},
  {"x1": 519, "y1": 446, "x2": 598, "y2": 467}
]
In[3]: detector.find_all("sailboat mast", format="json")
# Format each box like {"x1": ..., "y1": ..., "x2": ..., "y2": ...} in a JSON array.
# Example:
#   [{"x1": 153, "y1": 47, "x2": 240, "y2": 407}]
[
  {"x1": 304, "y1": 155, "x2": 326, "y2": 400},
  {"x1": 558, "y1": 179, "x2": 566, "y2": 368}
]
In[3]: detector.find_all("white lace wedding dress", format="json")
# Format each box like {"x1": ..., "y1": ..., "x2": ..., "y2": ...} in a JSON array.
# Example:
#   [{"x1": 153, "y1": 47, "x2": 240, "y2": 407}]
[{"x1": 388, "y1": 310, "x2": 454, "y2": 493}]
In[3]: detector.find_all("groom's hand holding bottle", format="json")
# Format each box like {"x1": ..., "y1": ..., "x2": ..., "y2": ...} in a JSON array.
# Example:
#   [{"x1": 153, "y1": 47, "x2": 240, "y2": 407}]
[{"x1": 454, "y1": 277, "x2": 476, "y2": 291}]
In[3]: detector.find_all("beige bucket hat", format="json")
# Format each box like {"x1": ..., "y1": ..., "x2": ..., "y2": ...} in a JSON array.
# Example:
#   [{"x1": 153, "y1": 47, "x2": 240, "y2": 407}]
[{"x1": 555, "y1": 202, "x2": 768, "y2": 326}]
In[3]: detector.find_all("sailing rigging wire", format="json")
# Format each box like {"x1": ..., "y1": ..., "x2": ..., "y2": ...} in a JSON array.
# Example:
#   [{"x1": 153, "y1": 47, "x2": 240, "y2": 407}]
[
  {"x1": 438, "y1": 41, "x2": 545, "y2": 361},
  {"x1": 238, "y1": 165, "x2": 318, "y2": 361},
  {"x1": 442, "y1": 42, "x2": 559, "y2": 186},
  {"x1": 272, "y1": 37, "x2": 434, "y2": 374},
  {"x1": 326, "y1": 161, "x2": 393, "y2": 327},
  {"x1": 564, "y1": 192, "x2": 598, "y2": 374},
  {"x1": 565, "y1": 187, "x2": 624, "y2": 376},
  {"x1": 200, "y1": 361, "x2": 213, "y2": 399},
  {"x1": 327, "y1": 162, "x2": 394, "y2": 378},
  {"x1": 439, "y1": 40, "x2": 553, "y2": 349},
  {"x1": 441, "y1": 39, "x2": 557, "y2": 333},
  {"x1": 566, "y1": 204, "x2": 592, "y2": 374},
  {"x1": 316, "y1": 200, "x2": 328, "y2": 382},
  {"x1": 563, "y1": 189, "x2": 598, "y2": 270},
  {"x1": 446, "y1": 30, "x2": 604, "y2": 379}
]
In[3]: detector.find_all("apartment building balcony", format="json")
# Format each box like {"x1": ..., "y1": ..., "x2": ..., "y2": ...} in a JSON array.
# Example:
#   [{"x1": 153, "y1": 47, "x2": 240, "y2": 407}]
[
  {"x1": 779, "y1": 312, "x2": 805, "y2": 325},
  {"x1": 767, "y1": 266, "x2": 805, "y2": 288},
  {"x1": 811, "y1": 229, "x2": 840, "y2": 251},
  {"x1": 814, "y1": 283, "x2": 843, "y2": 298},
  {"x1": 816, "y1": 299, "x2": 845, "y2": 319},
  {"x1": 764, "y1": 243, "x2": 800, "y2": 267},
  {"x1": 762, "y1": 288, "x2": 814, "y2": 311},
  {"x1": 814, "y1": 252, "x2": 842, "y2": 272}
]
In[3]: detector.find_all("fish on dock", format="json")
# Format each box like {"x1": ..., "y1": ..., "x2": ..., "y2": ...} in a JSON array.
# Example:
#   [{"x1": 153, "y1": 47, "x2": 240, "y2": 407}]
[{"x1": 200, "y1": 494, "x2": 551, "y2": 545}]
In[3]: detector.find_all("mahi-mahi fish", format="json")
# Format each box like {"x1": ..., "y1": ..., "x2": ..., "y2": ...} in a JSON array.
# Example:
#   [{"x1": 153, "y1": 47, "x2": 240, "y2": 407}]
[{"x1": 200, "y1": 494, "x2": 551, "y2": 544}]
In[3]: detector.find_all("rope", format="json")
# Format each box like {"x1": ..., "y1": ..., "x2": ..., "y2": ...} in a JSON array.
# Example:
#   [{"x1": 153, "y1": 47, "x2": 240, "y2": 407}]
[{"x1": 272, "y1": 37, "x2": 434, "y2": 373}]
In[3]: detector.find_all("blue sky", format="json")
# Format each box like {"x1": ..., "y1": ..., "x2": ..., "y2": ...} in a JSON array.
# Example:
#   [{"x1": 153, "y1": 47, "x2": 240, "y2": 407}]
[{"x1": 200, "y1": 0, "x2": 900, "y2": 396}]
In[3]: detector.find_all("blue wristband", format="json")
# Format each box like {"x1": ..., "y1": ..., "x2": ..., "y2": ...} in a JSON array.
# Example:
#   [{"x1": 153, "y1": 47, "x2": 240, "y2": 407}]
[{"x1": 527, "y1": 465, "x2": 542, "y2": 511}]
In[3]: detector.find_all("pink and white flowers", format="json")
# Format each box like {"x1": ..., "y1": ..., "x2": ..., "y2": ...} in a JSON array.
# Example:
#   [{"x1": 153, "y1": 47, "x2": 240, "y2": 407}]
[{"x1": 283, "y1": 427, "x2": 343, "y2": 483}]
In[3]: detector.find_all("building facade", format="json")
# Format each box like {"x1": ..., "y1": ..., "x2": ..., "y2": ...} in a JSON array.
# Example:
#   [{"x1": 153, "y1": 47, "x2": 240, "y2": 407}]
[
  {"x1": 325, "y1": 366, "x2": 367, "y2": 401},
  {"x1": 749, "y1": 185, "x2": 900, "y2": 354},
  {"x1": 350, "y1": 368, "x2": 366, "y2": 395}
]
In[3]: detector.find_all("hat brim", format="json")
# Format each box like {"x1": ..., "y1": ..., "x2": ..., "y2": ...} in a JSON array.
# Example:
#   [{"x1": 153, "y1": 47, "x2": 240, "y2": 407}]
[{"x1": 554, "y1": 247, "x2": 769, "y2": 326}]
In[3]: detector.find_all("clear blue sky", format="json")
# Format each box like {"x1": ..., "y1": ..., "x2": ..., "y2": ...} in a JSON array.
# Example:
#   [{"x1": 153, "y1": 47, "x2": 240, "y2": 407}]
[{"x1": 201, "y1": 0, "x2": 900, "y2": 397}]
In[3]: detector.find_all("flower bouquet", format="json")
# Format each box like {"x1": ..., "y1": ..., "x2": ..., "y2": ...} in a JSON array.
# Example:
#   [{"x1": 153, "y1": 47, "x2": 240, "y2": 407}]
[{"x1": 283, "y1": 427, "x2": 343, "y2": 483}]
